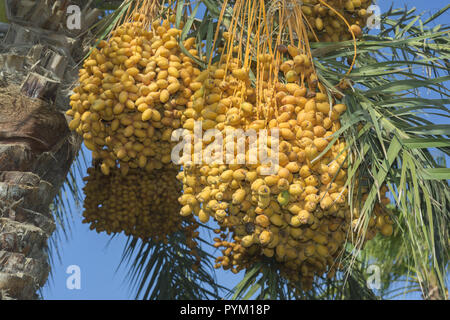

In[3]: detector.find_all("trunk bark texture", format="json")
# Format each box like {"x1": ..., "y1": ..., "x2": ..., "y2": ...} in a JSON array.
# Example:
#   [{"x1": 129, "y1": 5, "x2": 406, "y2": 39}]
[{"x1": 0, "y1": 0, "x2": 100, "y2": 300}]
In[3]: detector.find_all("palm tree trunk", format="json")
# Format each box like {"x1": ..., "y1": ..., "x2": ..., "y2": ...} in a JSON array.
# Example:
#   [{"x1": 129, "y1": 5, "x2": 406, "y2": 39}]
[
  {"x1": 0, "y1": 0, "x2": 100, "y2": 300},
  {"x1": 0, "y1": 86, "x2": 78, "y2": 299}
]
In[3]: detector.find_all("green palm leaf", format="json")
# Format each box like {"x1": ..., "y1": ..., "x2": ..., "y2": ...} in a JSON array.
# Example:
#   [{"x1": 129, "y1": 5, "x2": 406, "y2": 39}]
[
  {"x1": 313, "y1": 6, "x2": 449, "y2": 300},
  {"x1": 117, "y1": 225, "x2": 229, "y2": 300}
]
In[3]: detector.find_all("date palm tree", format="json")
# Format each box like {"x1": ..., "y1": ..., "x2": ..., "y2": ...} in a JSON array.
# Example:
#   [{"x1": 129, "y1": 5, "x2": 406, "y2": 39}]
[{"x1": 1, "y1": 0, "x2": 448, "y2": 300}]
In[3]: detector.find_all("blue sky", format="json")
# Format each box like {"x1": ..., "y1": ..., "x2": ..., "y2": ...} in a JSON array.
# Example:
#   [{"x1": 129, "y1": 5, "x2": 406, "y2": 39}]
[{"x1": 42, "y1": 0, "x2": 449, "y2": 300}]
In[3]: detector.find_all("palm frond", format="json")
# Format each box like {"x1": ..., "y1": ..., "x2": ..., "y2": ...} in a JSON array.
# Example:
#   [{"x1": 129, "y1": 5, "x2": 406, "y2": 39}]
[
  {"x1": 228, "y1": 251, "x2": 381, "y2": 300},
  {"x1": 118, "y1": 224, "x2": 229, "y2": 300},
  {"x1": 312, "y1": 6, "x2": 450, "y2": 299}
]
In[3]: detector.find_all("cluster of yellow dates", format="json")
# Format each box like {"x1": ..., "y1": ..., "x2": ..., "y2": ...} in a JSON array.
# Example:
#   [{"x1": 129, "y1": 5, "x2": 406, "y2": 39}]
[
  {"x1": 82, "y1": 165, "x2": 201, "y2": 267},
  {"x1": 82, "y1": 166, "x2": 197, "y2": 243},
  {"x1": 67, "y1": 14, "x2": 202, "y2": 247},
  {"x1": 302, "y1": 0, "x2": 373, "y2": 41},
  {"x1": 176, "y1": 46, "x2": 393, "y2": 290},
  {"x1": 67, "y1": 14, "x2": 201, "y2": 175}
]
